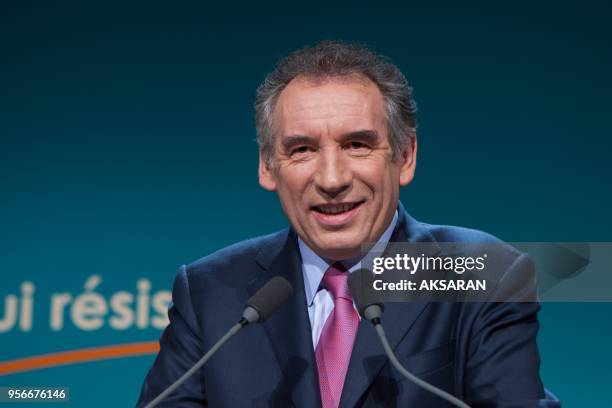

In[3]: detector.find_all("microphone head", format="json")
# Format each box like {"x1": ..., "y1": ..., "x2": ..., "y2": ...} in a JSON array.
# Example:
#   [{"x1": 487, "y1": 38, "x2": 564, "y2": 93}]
[
  {"x1": 245, "y1": 276, "x2": 294, "y2": 323},
  {"x1": 349, "y1": 268, "x2": 384, "y2": 321}
]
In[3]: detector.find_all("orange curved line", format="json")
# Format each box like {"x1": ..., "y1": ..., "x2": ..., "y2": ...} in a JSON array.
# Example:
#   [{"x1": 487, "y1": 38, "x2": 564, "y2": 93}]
[{"x1": 0, "y1": 341, "x2": 160, "y2": 376}]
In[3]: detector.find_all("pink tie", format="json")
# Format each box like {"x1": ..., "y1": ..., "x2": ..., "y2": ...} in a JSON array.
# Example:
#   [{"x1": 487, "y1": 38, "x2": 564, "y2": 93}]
[{"x1": 315, "y1": 263, "x2": 360, "y2": 408}]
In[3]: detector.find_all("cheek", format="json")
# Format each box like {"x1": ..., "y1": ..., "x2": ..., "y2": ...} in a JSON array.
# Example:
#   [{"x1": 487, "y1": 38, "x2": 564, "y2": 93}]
[
  {"x1": 278, "y1": 167, "x2": 313, "y2": 195},
  {"x1": 358, "y1": 163, "x2": 398, "y2": 194},
  {"x1": 276, "y1": 174, "x2": 308, "y2": 209},
  {"x1": 366, "y1": 175, "x2": 400, "y2": 214}
]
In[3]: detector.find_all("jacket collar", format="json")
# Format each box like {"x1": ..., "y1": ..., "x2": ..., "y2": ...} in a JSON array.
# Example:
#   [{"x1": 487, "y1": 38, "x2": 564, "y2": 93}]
[{"x1": 249, "y1": 228, "x2": 320, "y2": 408}]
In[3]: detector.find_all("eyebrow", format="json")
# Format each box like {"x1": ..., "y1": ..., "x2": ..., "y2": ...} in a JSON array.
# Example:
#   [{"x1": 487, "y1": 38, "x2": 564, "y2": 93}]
[
  {"x1": 280, "y1": 135, "x2": 317, "y2": 152},
  {"x1": 280, "y1": 130, "x2": 380, "y2": 152},
  {"x1": 338, "y1": 129, "x2": 380, "y2": 145}
]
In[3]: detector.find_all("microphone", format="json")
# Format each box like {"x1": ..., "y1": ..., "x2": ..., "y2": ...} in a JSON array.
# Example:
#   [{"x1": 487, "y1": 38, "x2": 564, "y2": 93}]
[
  {"x1": 348, "y1": 269, "x2": 470, "y2": 408},
  {"x1": 242, "y1": 275, "x2": 294, "y2": 324},
  {"x1": 144, "y1": 276, "x2": 294, "y2": 408}
]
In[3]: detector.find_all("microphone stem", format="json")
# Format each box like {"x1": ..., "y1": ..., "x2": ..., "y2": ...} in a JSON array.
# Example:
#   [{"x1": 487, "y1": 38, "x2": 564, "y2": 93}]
[
  {"x1": 144, "y1": 322, "x2": 245, "y2": 408},
  {"x1": 374, "y1": 323, "x2": 470, "y2": 408}
]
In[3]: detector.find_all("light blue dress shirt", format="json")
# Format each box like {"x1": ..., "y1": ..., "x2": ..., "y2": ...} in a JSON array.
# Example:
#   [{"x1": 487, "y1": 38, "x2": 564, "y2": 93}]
[{"x1": 298, "y1": 211, "x2": 399, "y2": 348}]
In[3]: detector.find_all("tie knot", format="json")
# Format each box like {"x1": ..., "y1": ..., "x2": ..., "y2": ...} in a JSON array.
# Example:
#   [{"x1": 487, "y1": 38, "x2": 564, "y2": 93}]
[{"x1": 322, "y1": 262, "x2": 352, "y2": 301}]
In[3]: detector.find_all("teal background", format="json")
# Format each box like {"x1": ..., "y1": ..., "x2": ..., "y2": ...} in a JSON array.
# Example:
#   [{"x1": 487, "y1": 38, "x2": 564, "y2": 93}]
[{"x1": 1, "y1": 1, "x2": 611, "y2": 406}]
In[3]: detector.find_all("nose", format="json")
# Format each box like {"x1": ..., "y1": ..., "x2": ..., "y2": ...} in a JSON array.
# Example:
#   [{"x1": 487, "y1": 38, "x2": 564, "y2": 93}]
[{"x1": 314, "y1": 147, "x2": 351, "y2": 198}]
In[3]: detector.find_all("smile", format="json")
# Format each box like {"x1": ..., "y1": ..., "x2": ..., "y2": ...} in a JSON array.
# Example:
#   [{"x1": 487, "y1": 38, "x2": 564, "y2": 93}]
[
  {"x1": 312, "y1": 202, "x2": 362, "y2": 214},
  {"x1": 311, "y1": 201, "x2": 364, "y2": 227}
]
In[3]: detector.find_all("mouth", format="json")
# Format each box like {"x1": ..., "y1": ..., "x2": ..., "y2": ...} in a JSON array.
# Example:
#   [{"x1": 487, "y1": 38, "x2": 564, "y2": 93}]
[
  {"x1": 311, "y1": 201, "x2": 364, "y2": 227},
  {"x1": 312, "y1": 202, "x2": 362, "y2": 214}
]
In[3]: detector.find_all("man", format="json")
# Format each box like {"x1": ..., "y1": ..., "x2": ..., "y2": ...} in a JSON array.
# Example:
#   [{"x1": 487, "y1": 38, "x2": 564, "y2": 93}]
[{"x1": 137, "y1": 41, "x2": 558, "y2": 407}]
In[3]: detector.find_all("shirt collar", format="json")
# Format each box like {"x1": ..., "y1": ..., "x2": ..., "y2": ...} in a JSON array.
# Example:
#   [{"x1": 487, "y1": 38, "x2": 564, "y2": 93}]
[{"x1": 299, "y1": 210, "x2": 399, "y2": 306}]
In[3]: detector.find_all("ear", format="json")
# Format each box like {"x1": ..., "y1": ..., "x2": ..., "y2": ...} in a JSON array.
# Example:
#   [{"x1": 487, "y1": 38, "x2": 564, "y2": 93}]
[
  {"x1": 258, "y1": 151, "x2": 277, "y2": 191},
  {"x1": 399, "y1": 136, "x2": 417, "y2": 186}
]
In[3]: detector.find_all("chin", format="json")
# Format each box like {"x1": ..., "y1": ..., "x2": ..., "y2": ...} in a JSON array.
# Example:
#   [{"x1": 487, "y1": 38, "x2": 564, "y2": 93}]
[
  {"x1": 320, "y1": 249, "x2": 360, "y2": 262},
  {"x1": 314, "y1": 239, "x2": 362, "y2": 261}
]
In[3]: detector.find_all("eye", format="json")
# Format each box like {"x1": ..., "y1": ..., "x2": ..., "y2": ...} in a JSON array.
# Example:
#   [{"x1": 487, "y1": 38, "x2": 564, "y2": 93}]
[
  {"x1": 345, "y1": 141, "x2": 372, "y2": 155},
  {"x1": 292, "y1": 146, "x2": 309, "y2": 154},
  {"x1": 289, "y1": 145, "x2": 315, "y2": 158}
]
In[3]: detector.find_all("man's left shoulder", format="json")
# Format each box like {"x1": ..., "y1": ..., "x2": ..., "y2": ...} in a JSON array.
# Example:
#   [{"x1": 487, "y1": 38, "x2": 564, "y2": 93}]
[
  {"x1": 422, "y1": 222, "x2": 505, "y2": 244},
  {"x1": 419, "y1": 221, "x2": 521, "y2": 256},
  {"x1": 411, "y1": 220, "x2": 534, "y2": 284}
]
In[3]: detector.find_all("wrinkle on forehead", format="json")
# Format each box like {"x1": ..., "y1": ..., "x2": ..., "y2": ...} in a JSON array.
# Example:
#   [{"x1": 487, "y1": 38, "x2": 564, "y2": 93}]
[{"x1": 274, "y1": 76, "x2": 386, "y2": 136}]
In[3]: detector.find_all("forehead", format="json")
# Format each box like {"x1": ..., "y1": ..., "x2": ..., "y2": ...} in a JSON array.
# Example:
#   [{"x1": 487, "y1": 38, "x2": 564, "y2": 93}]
[{"x1": 274, "y1": 75, "x2": 386, "y2": 136}]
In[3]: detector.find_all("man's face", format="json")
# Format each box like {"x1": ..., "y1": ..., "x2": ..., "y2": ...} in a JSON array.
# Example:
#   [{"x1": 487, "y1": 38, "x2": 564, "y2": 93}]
[{"x1": 259, "y1": 76, "x2": 416, "y2": 260}]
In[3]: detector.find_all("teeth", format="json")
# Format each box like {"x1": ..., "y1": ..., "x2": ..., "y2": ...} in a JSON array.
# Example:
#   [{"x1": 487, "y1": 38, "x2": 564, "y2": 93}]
[{"x1": 317, "y1": 203, "x2": 356, "y2": 214}]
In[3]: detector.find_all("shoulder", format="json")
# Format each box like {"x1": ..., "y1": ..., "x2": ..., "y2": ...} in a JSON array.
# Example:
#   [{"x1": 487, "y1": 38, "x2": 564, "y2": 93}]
[
  {"x1": 400, "y1": 206, "x2": 516, "y2": 255},
  {"x1": 423, "y1": 222, "x2": 514, "y2": 247},
  {"x1": 182, "y1": 228, "x2": 290, "y2": 285},
  {"x1": 408, "y1": 218, "x2": 527, "y2": 277}
]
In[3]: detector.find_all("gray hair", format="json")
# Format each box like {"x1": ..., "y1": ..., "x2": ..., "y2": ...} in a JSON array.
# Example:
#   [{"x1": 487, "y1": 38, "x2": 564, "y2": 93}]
[{"x1": 255, "y1": 40, "x2": 417, "y2": 166}]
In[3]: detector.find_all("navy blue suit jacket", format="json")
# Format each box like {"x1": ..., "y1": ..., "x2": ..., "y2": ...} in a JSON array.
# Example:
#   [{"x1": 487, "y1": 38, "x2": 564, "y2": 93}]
[{"x1": 138, "y1": 206, "x2": 559, "y2": 407}]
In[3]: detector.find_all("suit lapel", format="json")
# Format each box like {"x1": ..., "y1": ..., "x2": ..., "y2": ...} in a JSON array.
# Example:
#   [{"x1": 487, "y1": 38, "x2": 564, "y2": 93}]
[
  {"x1": 340, "y1": 203, "x2": 441, "y2": 407},
  {"x1": 250, "y1": 229, "x2": 321, "y2": 408},
  {"x1": 340, "y1": 301, "x2": 430, "y2": 407}
]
